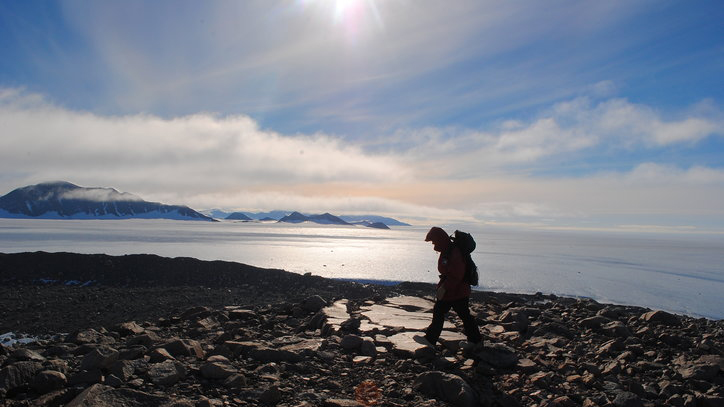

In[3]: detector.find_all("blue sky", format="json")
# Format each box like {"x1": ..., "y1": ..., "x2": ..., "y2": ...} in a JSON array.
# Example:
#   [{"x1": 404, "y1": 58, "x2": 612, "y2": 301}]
[{"x1": 1, "y1": 1, "x2": 723, "y2": 231}]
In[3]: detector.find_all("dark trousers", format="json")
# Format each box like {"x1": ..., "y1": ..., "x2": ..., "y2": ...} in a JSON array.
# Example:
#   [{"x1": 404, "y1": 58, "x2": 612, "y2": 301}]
[{"x1": 425, "y1": 297, "x2": 482, "y2": 344}]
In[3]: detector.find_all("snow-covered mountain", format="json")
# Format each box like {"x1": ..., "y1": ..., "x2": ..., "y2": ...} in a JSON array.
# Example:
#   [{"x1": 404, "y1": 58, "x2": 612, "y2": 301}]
[
  {"x1": 348, "y1": 220, "x2": 390, "y2": 230},
  {"x1": 278, "y1": 211, "x2": 351, "y2": 225},
  {"x1": 275, "y1": 211, "x2": 391, "y2": 229},
  {"x1": 0, "y1": 181, "x2": 213, "y2": 221},
  {"x1": 218, "y1": 210, "x2": 409, "y2": 226},
  {"x1": 225, "y1": 212, "x2": 253, "y2": 221},
  {"x1": 339, "y1": 215, "x2": 410, "y2": 227}
]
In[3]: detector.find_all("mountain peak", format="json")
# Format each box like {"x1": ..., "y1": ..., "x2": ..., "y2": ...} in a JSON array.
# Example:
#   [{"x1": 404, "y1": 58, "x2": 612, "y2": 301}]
[
  {"x1": 278, "y1": 211, "x2": 310, "y2": 223},
  {"x1": 37, "y1": 180, "x2": 79, "y2": 188},
  {"x1": 0, "y1": 181, "x2": 212, "y2": 221}
]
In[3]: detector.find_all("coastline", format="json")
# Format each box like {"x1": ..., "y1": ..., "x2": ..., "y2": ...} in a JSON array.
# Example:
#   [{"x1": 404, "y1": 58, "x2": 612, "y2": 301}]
[{"x1": 1, "y1": 252, "x2": 722, "y2": 406}]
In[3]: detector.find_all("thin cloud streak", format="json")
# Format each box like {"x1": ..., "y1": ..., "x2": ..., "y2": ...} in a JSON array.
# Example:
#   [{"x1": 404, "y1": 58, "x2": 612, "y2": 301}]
[{"x1": 48, "y1": 1, "x2": 657, "y2": 132}]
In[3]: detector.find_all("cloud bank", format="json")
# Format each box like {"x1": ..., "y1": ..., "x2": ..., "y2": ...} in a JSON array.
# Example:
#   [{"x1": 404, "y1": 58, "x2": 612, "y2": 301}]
[{"x1": 1, "y1": 87, "x2": 723, "y2": 230}]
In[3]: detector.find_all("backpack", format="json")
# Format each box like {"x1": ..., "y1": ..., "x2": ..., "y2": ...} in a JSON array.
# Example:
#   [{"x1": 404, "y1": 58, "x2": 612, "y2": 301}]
[{"x1": 451, "y1": 230, "x2": 479, "y2": 286}]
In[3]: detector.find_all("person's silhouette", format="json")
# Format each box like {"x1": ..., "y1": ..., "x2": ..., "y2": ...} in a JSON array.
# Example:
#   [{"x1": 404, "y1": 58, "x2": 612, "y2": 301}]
[{"x1": 422, "y1": 226, "x2": 482, "y2": 347}]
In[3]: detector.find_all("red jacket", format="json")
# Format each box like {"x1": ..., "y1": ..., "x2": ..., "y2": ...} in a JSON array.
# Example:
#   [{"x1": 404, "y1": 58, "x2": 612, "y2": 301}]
[{"x1": 437, "y1": 246, "x2": 471, "y2": 301}]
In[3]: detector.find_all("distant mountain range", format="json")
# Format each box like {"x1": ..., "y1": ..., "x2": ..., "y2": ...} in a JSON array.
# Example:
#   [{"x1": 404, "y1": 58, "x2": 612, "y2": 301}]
[
  {"x1": 218, "y1": 210, "x2": 410, "y2": 227},
  {"x1": 278, "y1": 212, "x2": 393, "y2": 229},
  {"x1": 0, "y1": 181, "x2": 410, "y2": 228},
  {"x1": 0, "y1": 181, "x2": 213, "y2": 221}
]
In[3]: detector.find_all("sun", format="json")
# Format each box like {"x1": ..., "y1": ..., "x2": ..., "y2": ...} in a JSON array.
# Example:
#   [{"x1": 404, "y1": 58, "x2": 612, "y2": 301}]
[{"x1": 298, "y1": 0, "x2": 383, "y2": 41}]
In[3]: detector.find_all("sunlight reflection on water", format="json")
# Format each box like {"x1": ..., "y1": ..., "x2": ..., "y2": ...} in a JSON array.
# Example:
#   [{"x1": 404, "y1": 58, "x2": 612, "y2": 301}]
[{"x1": 1, "y1": 218, "x2": 722, "y2": 319}]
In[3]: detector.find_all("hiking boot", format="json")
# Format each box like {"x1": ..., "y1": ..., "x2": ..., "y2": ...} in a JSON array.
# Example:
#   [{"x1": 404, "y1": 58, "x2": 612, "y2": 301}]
[{"x1": 412, "y1": 334, "x2": 436, "y2": 349}]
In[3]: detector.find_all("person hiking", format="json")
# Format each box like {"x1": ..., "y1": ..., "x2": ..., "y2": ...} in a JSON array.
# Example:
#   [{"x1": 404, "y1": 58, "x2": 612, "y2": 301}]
[{"x1": 420, "y1": 226, "x2": 482, "y2": 349}]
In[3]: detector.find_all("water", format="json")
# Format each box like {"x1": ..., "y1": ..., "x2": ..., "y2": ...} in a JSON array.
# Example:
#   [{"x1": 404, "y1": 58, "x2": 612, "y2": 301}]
[{"x1": 1, "y1": 218, "x2": 722, "y2": 319}]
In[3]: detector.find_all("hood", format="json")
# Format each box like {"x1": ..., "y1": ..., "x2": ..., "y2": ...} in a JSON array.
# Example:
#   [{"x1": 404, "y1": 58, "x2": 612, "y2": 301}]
[{"x1": 425, "y1": 226, "x2": 450, "y2": 251}]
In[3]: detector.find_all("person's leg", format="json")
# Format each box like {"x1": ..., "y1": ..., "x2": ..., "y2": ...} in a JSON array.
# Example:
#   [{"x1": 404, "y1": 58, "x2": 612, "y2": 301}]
[
  {"x1": 425, "y1": 300, "x2": 452, "y2": 344},
  {"x1": 451, "y1": 297, "x2": 482, "y2": 343}
]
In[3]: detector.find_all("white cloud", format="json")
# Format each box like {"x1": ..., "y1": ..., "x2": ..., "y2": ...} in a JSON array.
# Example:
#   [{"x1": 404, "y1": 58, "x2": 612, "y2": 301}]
[
  {"x1": 386, "y1": 97, "x2": 723, "y2": 181},
  {"x1": 624, "y1": 163, "x2": 724, "y2": 185},
  {"x1": 471, "y1": 201, "x2": 557, "y2": 219},
  {"x1": 585, "y1": 98, "x2": 723, "y2": 147},
  {"x1": 2, "y1": 88, "x2": 723, "y2": 230},
  {"x1": 651, "y1": 118, "x2": 719, "y2": 145},
  {"x1": 453, "y1": 164, "x2": 724, "y2": 229},
  {"x1": 494, "y1": 117, "x2": 597, "y2": 163},
  {"x1": 0, "y1": 87, "x2": 407, "y2": 200},
  {"x1": 181, "y1": 189, "x2": 468, "y2": 223},
  {"x1": 60, "y1": 188, "x2": 143, "y2": 202}
]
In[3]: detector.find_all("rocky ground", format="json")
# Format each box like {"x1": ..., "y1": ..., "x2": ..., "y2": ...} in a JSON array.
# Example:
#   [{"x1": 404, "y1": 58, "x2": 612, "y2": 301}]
[{"x1": 0, "y1": 252, "x2": 722, "y2": 407}]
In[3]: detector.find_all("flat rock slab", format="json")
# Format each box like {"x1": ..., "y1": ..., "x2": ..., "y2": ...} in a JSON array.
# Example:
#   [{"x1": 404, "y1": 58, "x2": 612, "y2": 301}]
[
  {"x1": 384, "y1": 295, "x2": 435, "y2": 310},
  {"x1": 388, "y1": 332, "x2": 429, "y2": 355},
  {"x1": 388, "y1": 331, "x2": 466, "y2": 356},
  {"x1": 360, "y1": 296, "x2": 453, "y2": 331},
  {"x1": 322, "y1": 299, "x2": 350, "y2": 331},
  {"x1": 323, "y1": 295, "x2": 466, "y2": 357}
]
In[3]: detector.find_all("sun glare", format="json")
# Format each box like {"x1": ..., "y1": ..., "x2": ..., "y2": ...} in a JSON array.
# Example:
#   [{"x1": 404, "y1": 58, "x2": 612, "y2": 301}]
[{"x1": 299, "y1": 0, "x2": 383, "y2": 42}]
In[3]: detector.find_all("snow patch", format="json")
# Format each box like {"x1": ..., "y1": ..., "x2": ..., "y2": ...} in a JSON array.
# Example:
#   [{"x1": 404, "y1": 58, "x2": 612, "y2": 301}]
[
  {"x1": 0, "y1": 208, "x2": 210, "y2": 221},
  {"x1": 0, "y1": 332, "x2": 39, "y2": 347}
]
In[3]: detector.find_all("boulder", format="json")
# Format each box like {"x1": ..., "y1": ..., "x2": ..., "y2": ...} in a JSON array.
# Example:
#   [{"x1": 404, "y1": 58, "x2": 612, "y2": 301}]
[
  {"x1": 580, "y1": 316, "x2": 611, "y2": 329},
  {"x1": 223, "y1": 373, "x2": 247, "y2": 389},
  {"x1": 114, "y1": 321, "x2": 145, "y2": 336},
  {"x1": 476, "y1": 343, "x2": 519, "y2": 369},
  {"x1": 612, "y1": 391, "x2": 643, "y2": 407},
  {"x1": 258, "y1": 385, "x2": 282, "y2": 404},
  {"x1": 147, "y1": 360, "x2": 186, "y2": 386},
  {"x1": 161, "y1": 338, "x2": 204, "y2": 358},
  {"x1": 148, "y1": 347, "x2": 175, "y2": 363},
  {"x1": 602, "y1": 321, "x2": 632, "y2": 338},
  {"x1": 31, "y1": 388, "x2": 75, "y2": 406},
  {"x1": 597, "y1": 338, "x2": 625, "y2": 355},
  {"x1": 0, "y1": 361, "x2": 43, "y2": 392},
  {"x1": 248, "y1": 347, "x2": 303, "y2": 363},
  {"x1": 66, "y1": 329, "x2": 113, "y2": 345},
  {"x1": 415, "y1": 371, "x2": 477, "y2": 407},
  {"x1": 68, "y1": 369, "x2": 104, "y2": 385},
  {"x1": 80, "y1": 346, "x2": 119, "y2": 370},
  {"x1": 66, "y1": 383, "x2": 190, "y2": 407},
  {"x1": 598, "y1": 306, "x2": 624, "y2": 319},
  {"x1": 10, "y1": 348, "x2": 45, "y2": 362},
  {"x1": 677, "y1": 359, "x2": 721, "y2": 381},
  {"x1": 640, "y1": 310, "x2": 680, "y2": 326},
  {"x1": 531, "y1": 322, "x2": 574, "y2": 339},
  {"x1": 228, "y1": 309, "x2": 257, "y2": 321},
  {"x1": 109, "y1": 360, "x2": 135, "y2": 382},
  {"x1": 340, "y1": 334, "x2": 363, "y2": 351},
  {"x1": 302, "y1": 295, "x2": 327, "y2": 313},
  {"x1": 360, "y1": 339, "x2": 377, "y2": 357},
  {"x1": 200, "y1": 362, "x2": 237, "y2": 380},
  {"x1": 127, "y1": 332, "x2": 161, "y2": 347},
  {"x1": 499, "y1": 309, "x2": 529, "y2": 332},
  {"x1": 180, "y1": 306, "x2": 212, "y2": 321},
  {"x1": 30, "y1": 370, "x2": 67, "y2": 394},
  {"x1": 223, "y1": 340, "x2": 259, "y2": 357},
  {"x1": 118, "y1": 346, "x2": 146, "y2": 361}
]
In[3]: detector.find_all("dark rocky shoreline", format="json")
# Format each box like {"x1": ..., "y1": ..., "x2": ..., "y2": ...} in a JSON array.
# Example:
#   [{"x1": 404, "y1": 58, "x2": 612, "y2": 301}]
[{"x1": 1, "y1": 252, "x2": 722, "y2": 407}]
